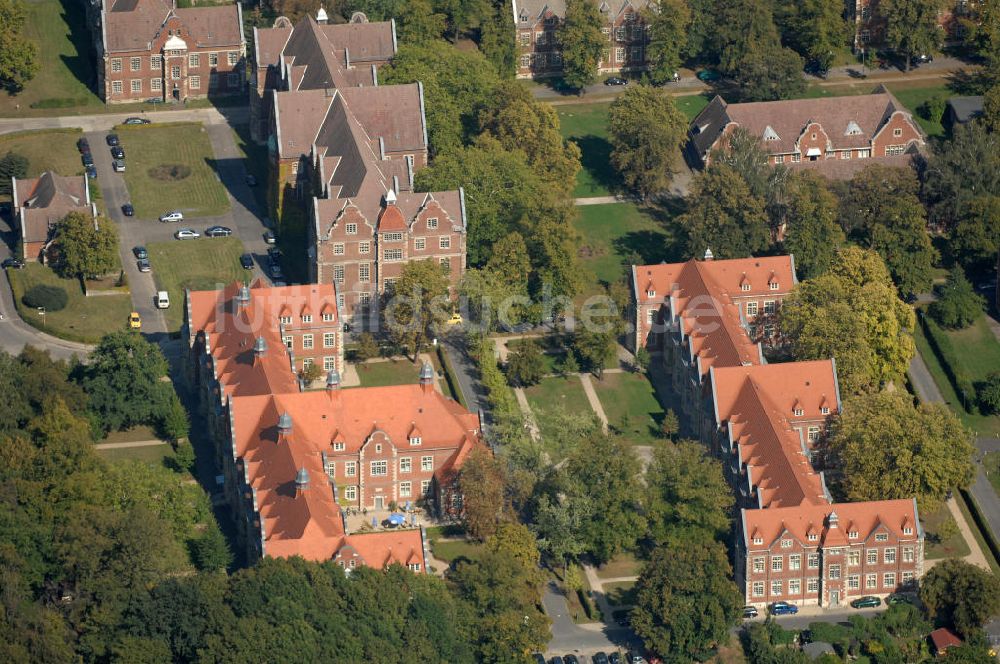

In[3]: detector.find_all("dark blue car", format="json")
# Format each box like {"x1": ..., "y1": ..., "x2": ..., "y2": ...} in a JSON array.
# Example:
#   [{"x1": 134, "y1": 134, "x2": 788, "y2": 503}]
[{"x1": 769, "y1": 601, "x2": 799, "y2": 616}]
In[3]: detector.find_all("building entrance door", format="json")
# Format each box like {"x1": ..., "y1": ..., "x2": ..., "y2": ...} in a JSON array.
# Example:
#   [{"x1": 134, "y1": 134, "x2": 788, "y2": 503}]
[
  {"x1": 374, "y1": 496, "x2": 384, "y2": 510},
  {"x1": 830, "y1": 590, "x2": 840, "y2": 607}
]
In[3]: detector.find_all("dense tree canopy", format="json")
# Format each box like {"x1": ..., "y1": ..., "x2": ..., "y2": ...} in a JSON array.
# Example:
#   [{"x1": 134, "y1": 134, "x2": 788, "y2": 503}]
[
  {"x1": 0, "y1": 0, "x2": 39, "y2": 91},
  {"x1": 881, "y1": 0, "x2": 947, "y2": 70},
  {"x1": 775, "y1": 0, "x2": 848, "y2": 72},
  {"x1": 49, "y1": 212, "x2": 120, "y2": 280},
  {"x1": 643, "y1": 0, "x2": 690, "y2": 84},
  {"x1": 678, "y1": 163, "x2": 770, "y2": 259},
  {"x1": 558, "y1": 0, "x2": 605, "y2": 89},
  {"x1": 383, "y1": 259, "x2": 450, "y2": 357},
  {"x1": 645, "y1": 440, "x2": 733, "y2": 543},
  {"x1": 458, "y1": 447, "x2": 509, "y2": 540},
  {"x1": 631, "y1": 537, "x2": 742, "y2": 663},
  {"x1": 732, "y1": 44, "x2": 806, "y2": 102},
  {"x1": 929, "y1": 266, "x2": 985, "y2": 329},
  {"x1": 920, "y1": 559, "x2": 1000, "y2": 638},
  {"x1": 780, "y1": 247, "x2": 915, "y2": 396},
  {"x1": 825, "y1": 391, "x2": 975, "y2": 508},
  {"x1": 608, "y1": 85, "x2": 689, "y2": 198},
  {"x1": 782, "y1": 171, "x2": 844, "y2": 279}
]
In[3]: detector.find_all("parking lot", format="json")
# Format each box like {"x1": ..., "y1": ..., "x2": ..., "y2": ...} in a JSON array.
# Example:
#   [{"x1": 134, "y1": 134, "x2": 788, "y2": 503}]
[{"x1": 84, "y1": 121, "x2": 274, "y2": 336}]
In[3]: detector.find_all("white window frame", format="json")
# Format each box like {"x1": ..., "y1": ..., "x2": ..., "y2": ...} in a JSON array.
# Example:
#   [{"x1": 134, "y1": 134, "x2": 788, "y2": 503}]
[
  {"x1": 344, "y1": 485, "x2": 357, "y2": 500},
  {"x1": 344, "y1": 461, "x2": 356, "y2": 476},
  {"x1": 421, "y1": 456, "x2": 433, "y2": 471},
  {"x1": 110, "y1": 58, "x2": 122, "y2": 73},
  {"x1": 324, "y1": 333, "x2": 335, "y2": 348},
  {"x1": 151, "y1": 78, "x2": 162, "y2": 92},
  {"x1": 415, "y1": 238, "x2": 426, "y2": 250},
  {"x1": 400, "y1": 481, "x2": 411, "y2": 497},
  {"x1": 302, "y1": 334, "x2": 314, "y2": 350},
  {"x1": 400, "y1": 457, "x2": 412, "y2": 473},
  {"x1": 189, "y1": 53, "x2": 200, "y2": 68},
  {"x1": 112, "y1": 80, "x2": 123, "y2": 95},
  {"x1": 130, "y1": 57, "x2": 142, "y2": 72},
  {"x1": 333, "y1": 242, "x2": 345, "y2": 255},
  {"x1": 131, "y1": 79, "x2": 142, "y2": 93},
  {"x1": 228, "y1": 51, "x2": 239, "y2": 65},
  {"x1": 189, "y1": 75, "x2": 200, "y2": 90},
  {"x1": 370, "y1": 460, "x2": 387, "y2": 476}
]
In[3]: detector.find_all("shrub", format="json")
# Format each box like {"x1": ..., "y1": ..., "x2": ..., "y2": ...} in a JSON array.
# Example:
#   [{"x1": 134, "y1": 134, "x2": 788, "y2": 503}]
[
  {"x1": 978, "y1": 372, "x2": 1000, "y2": 415},
  {"x1": 22, "y1": 284, "x2": 68, "y2": 312},
  {"x1": 928, "y1": 267, "x2": 984, "y2": 330},
  {"x1": 919, "y1": 95, "x2": 947, "y2": 121},
  {"x1": 505, "y1": 339, "x2": 545, "y2": 387}
]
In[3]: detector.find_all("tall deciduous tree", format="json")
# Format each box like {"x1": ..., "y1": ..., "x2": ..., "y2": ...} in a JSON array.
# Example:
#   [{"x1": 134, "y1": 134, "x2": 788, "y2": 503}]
[
  {"x1": 643, "y1": 0, "x2": 690, "y2": 84},
  {"x1": 631, "y1": 537, "x2": 742, "y2": 663},
  {"x1": 478, "y1": 82, "x2": 582, "y2": 196},
  {"x1": 645, "y1": 440, "x2": 733, "y2": 543},
  {"x1": 532, "y1": 493, "x2": 591, "y2": 570},
  {"x1": 571, "y1": 327, "x2": 617, "y2": 378},
  {"x1": 505, "y1": 340, "x2": 546, "y2": 386},
  {"x1": 563, "y1": 434, "x2": 645, "y2": 562},
  {"x1": 949, "y1": 195, "x2": 1000, "y2": 277},
  {"x1": 479, "y1": 0, "x2": 517, "y2": 77},
  {"x1": 732, "y1": 44, "x2": 806, "y2": 102},
  {"x1": 50, "y1": 212, "x2": 120, "y2": 280},
  {"x1": 715, "y1": 126, "x2": 789, "y2": 232},
  {"x1": 774, "y1": 0, "x2": 848, "y2": 73},
  {"x1": 881, "y1": 0, "x2": 946, "y2": 70},
  {"x1": 558, "y1": 0, "x2": 605, "y2": 90},
  {"x1": 920, "y1": 559, "x2": 1000, "y2": 637},
  {"x1": 840, "y1": 165, "x2": 937, "y2": 297},
  {"x1": 383, "y1": 259, "x2": 450, "y2": 358},
  {"x1": 825, "y1": 391, "x2": 975, "y2": 508},
  {"x1": 0, "y1": 0, "x2": 38, "y2": 92},
  {"x1": 782, "y1": 171, "x2": 844, "y2": 279},
  {"x1": 678, "y1": 163, "x2": 771, "y2": 259},
  {"x1": 458, "y1": 448, "x2": 508, "y2": 540},
  {"x1": 0, "y1": 151, "x2": 27, "y2": 196},
  {"x1": 780, "y1": 247, "x2": 916, "y2": 396},
  {"x1": 924, "y1": 123, "x2": 1000, "y2": 232},
  {"x1": 929, "y1": 266, "x2": 985, "y2": 329},
  {"x1": 608, "y1": 84, "x2": 688, "y2": 198},
  {"x1": 397, "y1": 0, "x2": 448, "y2": 44}
]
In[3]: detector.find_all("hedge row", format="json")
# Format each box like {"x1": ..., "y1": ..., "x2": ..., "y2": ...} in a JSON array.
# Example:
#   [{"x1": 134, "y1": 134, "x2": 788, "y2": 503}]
[
  {"x1": 919, "y1": 312, "x2": 978, "y2": 414},
  {"x1": 472, "y1": 336, "x2": 519, "y2": 422}
]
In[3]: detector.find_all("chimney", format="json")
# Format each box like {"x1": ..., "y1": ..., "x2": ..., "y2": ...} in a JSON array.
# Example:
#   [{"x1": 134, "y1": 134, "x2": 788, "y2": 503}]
[
  {"x1": 295, "y1": 467, "x2": 310, "y2": 496},
  {"x1": 253, "y1": 336, "x2": 268, "y2": 358},
  {"x1": 419, "y1": 361, "x2": 434, "y2": 393},
  {"x1": 704, "y1": 247, "x2": 714, "y2": 261},
  {"x1": 278, "y1": 412, "x2": 293, "y2": 440},
  {"x1": 316, "y1": 6, "x2": 328, "y2": 24}
]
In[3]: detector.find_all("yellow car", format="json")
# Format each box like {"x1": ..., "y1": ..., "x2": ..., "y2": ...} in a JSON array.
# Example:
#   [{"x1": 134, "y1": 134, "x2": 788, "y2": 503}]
[
  {"x1": 446, "y1": 312, "x2": 463, "y2": 326},
  {"x1": 128, "y1": 312, "x2": 142, "y2": 330}
]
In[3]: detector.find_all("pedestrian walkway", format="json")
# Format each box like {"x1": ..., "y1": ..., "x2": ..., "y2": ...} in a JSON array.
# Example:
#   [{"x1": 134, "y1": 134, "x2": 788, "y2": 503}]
[
  {"x1": 94, "y1": 439, "x2": 168, "y2": 450},
  {"x1": 574, "y1": 196, "x2": 625, "y2": 206},
  {"x1": 579, "y1": 373, "x2": 609, "y2": 433},
  {"x1": 937, "y1": 497, "x2": 991, "y2": 571}
]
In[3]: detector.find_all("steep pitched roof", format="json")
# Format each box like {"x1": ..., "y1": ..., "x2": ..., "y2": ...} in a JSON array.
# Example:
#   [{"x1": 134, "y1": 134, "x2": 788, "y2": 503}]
[
  {"x1": 743, "y1": 499, "x2": 921, "y2": 550},
  {"x1": 13, "y1": 172, "x2": 91, "y2": 243},
  {"x1": 102, "y1": 0, "x2": 242, "y2": 53}
]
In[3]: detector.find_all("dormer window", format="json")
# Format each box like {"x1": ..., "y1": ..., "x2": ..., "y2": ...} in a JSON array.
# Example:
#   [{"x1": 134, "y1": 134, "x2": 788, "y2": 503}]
[
  {"x1": 794, "y1": 408, "x2": 804, "y2": 417},
  {"x1": 646, "y1": 289, "x2": 655, "y2": 298},
  {"x1": 903, "y1": 527, "x2": 913, "y2": 535},
  {"x1": 279, "y1": 315, "x2": 292, "y2": 325},
  {"x1": 333, "y1": 442, "x2": 345, "y2": 451},
  {"x1": 322, "y1": 313, "x2": 334, "y2": 322},
  {"x1": 875, "y1": 533, "x2": 888, "y2": 542},
  {"x1": 821, "y1": 406, "x2": 830, "y2": 415},
  {"x1": 753, "y1": 536, "x2": 763, "y2": 545},
  {"x1": 741, "y1": 283, "x2": 751, "y2": 291},
  {"x1": 302, "y1": 315, "x2": 313, "y2": 323},
  {"x1": 845, "y1": 121, "x2": 863, "y2": 136},
  {"x1": 848, "y1": 531, "x2": 858, "y2": 539},
  {"x1": 410, "y1": 436, "x2": 422, "y2": 446},
  {"x1": 808, "y1": 533, "x2": 818, "y2": 541},
  {"x1": 762, "y1": 125, "x2": 780, "y2": 141},
  {"x1": 769, "y1": 282, "x2": 779, "y2": 290}
]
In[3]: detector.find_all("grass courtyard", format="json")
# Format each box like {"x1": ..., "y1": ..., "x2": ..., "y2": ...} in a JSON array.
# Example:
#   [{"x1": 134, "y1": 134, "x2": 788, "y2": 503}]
[
  {"x1": 922, "y1": 502, "x2": 971, "y2": 560},
  {"x1": 117, "y1": 123, "x2": 230, "y2": 219},
  {"x1": 0, "y1": 129, "x2": 85, "y2": 199},
  {"x1": 573, "y1": 202, "x2": 681, "y2": 296},
  {"x1": 7, "y1": 263, "x2": 132, "y2": 343},
  {"x1": 147, "y1": 237, "x2": 245, "y2": 331},
  {"x1": 354, "y1": 359, "x2": 425, "y2": 388},
  {"x1": 593, "y1": 371, "x2": 665, "y2": 446},
  {"x1": 523, "y1": 375, "x2": 593, "y2": 440}
]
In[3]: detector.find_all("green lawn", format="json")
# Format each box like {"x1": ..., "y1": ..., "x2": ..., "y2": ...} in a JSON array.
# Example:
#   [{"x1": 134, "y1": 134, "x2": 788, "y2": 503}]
[
  {"x1": 986, "y1": 452, "x2": 1000, "y2": 497},
  {"x1": 573, "y1": 202, "x2": 680, "y2": 295},
  {"x1": 97, "y1": 443, "x2": 174, "y2": 465},
  {"x1": 603, "y1": 580, "x2": 637, "y2": 607},
  {"x1": 147, "y1": 238, "x2": 245, "y2": 331},
  {"x1": 0, "y1": 0, "x2": 104, "y2": 117},
  {"x1": 593, "y1": 371, "x2": 665, "y2": 446},
  {"x1": 912, "y1": 322, "x2": 1000, "y2": 436},
  {"x1": 354, "y1": 359, "x2": 423, "y2": 388},
  {"x1": 0, "y1": 129, "x2": 84, "y2": 195},
  {"x1": 523, "y1": 375, "x2": 593, "y2": 438},
  {"x1": 886, "y1": 83, "x2": 950, "y2": 137},
  {"x1": 429, "y1": 538, "x2": 484, "y2": 564},
  {"x1": 595, "y1": 551, "x2": 643, "y2": 579},
  {"x1": 556, "y1": 94, "x2": 709, "y2": 198},
  {"x1": 922, "y1": 502, "x2": 971, "y2": 560},
  {"x1": 116, "y1": 123, "x2": 230, "y2": 219},
  {"x1": 100, "y1": 425, "x2": 161, "y2": 444},
  {"x1": 7, "y1": 263, "x2": 132, "y2": 343}
]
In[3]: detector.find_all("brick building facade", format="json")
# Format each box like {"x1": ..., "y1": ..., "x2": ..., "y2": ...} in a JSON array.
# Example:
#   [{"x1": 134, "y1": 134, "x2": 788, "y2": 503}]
[
  {"x1": 185, "y1": 281, "x2": 484, "y2": 567},
  {"x1": 90, "y1": 0, "x2": 245, "y2": 104},
  {"x1": 256, "y1": 13, "x2": 466, "y2": 328},
  {"x1": 850, "y1": 0, "x2": 972, "y2": 51},
  {"x1": 631, "y1": 254, "x2": 924, "y2": 607},
  {"x1": 688, "y1": 92, "x2": 924, "y2": 180},
  {"x1": 12, "y1": 172, "x2": 96, "y2": 262},
  {"x1": 511, "y1": 0, "x2": 651, "y2": 79}
]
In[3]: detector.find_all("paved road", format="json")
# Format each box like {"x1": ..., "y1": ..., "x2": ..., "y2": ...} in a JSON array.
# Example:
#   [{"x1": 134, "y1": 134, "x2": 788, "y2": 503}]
[
  {"x1": 0, "y1": 106, "x2": 248, "y2": 135},
  {"x1": 542, "y1": 580, "x2": 640, "y2": 658},
  {"x1": 0, "y1": 268, "x2": 93, "y2": 360},
  {"x1": 441, "y1": 335, "x2": 487, "y2": 421},
  {"x1": 531, "y1": 55, "x2": 969, "y2": 102}
]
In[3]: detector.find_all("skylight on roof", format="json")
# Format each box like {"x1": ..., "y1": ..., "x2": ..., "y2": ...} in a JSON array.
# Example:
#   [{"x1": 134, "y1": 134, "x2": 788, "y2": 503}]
[
  {"x1": 762, "y1": 125, "x2": 780, "y2": 141},
  {"x1": 845, "y1": 121, "x2": 863, "y2": 136}
]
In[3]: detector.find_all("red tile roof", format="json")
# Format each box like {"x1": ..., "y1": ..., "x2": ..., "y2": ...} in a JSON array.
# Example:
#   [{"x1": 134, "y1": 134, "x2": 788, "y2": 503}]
[
  {"x1": 742, "y1": 498, "x2": 921, "y2": 551},
  {"x1": 13, "y1": 172, "x2": 92, "y2": 243},
  {"x1": 102, "y1": 0, "x2": 242, "y2": 53},
  {"x1": 930, "y1": 628, "x2": 963, "y2": 654}
]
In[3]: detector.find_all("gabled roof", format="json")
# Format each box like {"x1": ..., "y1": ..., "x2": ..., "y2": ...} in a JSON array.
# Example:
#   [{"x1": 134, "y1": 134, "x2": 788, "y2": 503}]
[
  {"x1": 102, "y1": 0, "x2": 242, "y2": 53},
  {"x1": 743, "y1": 499, "x2": 921, "y2": 550},
  {"x1": 13, "y1": 172, "x2": 91, "y2": 243}
]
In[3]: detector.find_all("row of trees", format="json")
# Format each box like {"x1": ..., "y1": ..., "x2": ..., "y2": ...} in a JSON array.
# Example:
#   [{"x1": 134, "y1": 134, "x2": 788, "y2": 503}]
[{"x1": 0, "y1": 0, "x2": 38, "y2": 92}]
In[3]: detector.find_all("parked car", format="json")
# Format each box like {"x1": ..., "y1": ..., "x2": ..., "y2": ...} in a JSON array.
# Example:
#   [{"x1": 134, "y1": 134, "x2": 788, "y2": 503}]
[
  {"x1": 128, "y1": 311, "x2": 142, "y2": 330},
  {"x1": 204, "y1": 225, "x2": 232, "y2": 237},
  {"x1": 604, "y1": 76, "x2": 628, "y2": 86},
  {"x1": 137, "y1": 258, "x2": 151, "y2": 272},
  {"x1": 769, "y1": 601, "x2": 799, "y2": 616},
  {"x1": 132, "y1": 246, "x2": 148, "y2": 259},
  {"x1": 697, "y1": 69, "x2": 721, "y2": 82},
  {"x1": 174, "y1": 228, "x2": 200, "y2": 240},
  {"x1": 608, "y1": 654, "x2": 622, "y2": 664},
  {"x1": 86, "y1": 165, "x2": 97, "y2": 179},
  {"x1": 550, "y1": 657, "x2": 564, "y2": 664},
  {"x1": 915, "y1": 53, "x2": 934, "y2": 64},
  {"x1": 121, "y1": 203, "x2": 134, "y2": 216},
  {"x1": 263, "y1": 230, "x2": 276, "y2": 244},
  {"x1": 564, "y1": 656, "x2": 579, "y2": 664},
  {"x1": 2, "y1": 257, "x2": 25, "y2": 269},
  {"x1": 240, "y1": 253, "x2": 254, "y2": 269},
  {"x1": 106, "y1": 133, "x2": 120, "y2": 147},
  {"x1": 742, "y1": 605, "x2": 759, "y2": 619},
  {"x1": 112, "y1": 159, "x2": 126, "y2": 172},
  {"x1": 82, "y1": 152, "x2": 94, "y2": 167},
  {"x1": 850, "y1": 596, "x2": 881, "y2": 609},
  {"x1": 592, "y1": 653, "x2": 609, "y2": 664},
  {"x1": 269, "y1": 262, "x2": 284, "y2": 279},
  {"x1": 532, "y1": 655, "x2": 546, "y2": 664},
  {"x1": 245, "y1": 173, "x2": 258, "y2": 186},
  {"x1": 77, "y1": 137, "x2": 90, "y2": 153},
  {"x1": 887, "y1": 593, "x2": 916, "y2": 606},
  {"x1": 123, "y1": 117, "x2": 151, "y2": 125},
  {"x1": 111, "y1": 146, "x2": 125, "y2": 159},
  {"x1": 159, "y1": 211, "x2": 184, "y2": 223},
  {"x1": 626, "y1": 652, "x2": 646, "y2": 664}
]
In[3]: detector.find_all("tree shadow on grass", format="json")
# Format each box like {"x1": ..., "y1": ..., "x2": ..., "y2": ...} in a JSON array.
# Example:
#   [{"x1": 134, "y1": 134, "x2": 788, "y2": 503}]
[
  {"x1": 571, "y1": 134, "x2": 622, "y2": 195},
  {"x1": 56, "y1": 0, "x2": 98, "y2": 93}
]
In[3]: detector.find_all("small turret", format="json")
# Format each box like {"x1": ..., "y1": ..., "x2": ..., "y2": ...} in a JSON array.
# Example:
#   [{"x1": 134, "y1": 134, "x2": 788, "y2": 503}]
[
  {"x1": 316, "y1": 6, "x2": 328, "y2": 23},
  {"x1": 278, "y1": 412, "x2": 293, "y2": 437},
  {"x1": 704, "y1": 247, "x2": 714, "y2": 261},
  {"x1": 326, "y1": 369, "x2": 341, "y2": 390},
  {"x1": 253, "y1": 336, "x2": 268, "y2": 357},
  {"x1": 295, "y1": 466, "x2": 310, "y2": 489},
  {"x1": 419, "y1": 361, "x2": 434, "y2": 392},
  {"x1": 235, "y1": 283, "x2": 250, "y2": 308}
]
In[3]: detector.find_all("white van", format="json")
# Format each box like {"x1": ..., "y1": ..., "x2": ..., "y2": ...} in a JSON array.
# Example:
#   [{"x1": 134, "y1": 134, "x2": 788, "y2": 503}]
[{"x1": 155, "y1": 291, "x2": 170, "y2": 309}]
